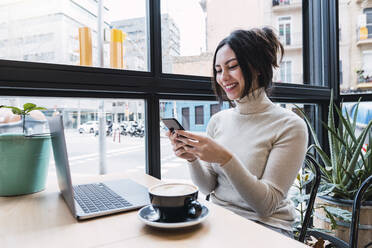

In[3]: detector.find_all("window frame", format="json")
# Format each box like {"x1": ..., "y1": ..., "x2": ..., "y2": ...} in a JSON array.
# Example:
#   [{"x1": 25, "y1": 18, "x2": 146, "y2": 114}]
[
  {"x1": 0, "y1": 0, "x2": 340, "y2": 179},
  {"x1": 278, "y1": 16, "x2": 292, "y2": 46}
]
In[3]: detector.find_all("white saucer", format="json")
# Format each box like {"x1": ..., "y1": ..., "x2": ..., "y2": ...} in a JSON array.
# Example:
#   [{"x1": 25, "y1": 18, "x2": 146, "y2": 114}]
[{"x1": 137, "y1": 204, "x2": 209, "y2": 229}]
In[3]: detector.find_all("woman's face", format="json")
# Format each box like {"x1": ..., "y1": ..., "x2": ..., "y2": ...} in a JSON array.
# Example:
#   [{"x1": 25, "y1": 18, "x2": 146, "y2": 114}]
[{"x1": 215, "y1": 44, "x2": 245, "y2": 100}]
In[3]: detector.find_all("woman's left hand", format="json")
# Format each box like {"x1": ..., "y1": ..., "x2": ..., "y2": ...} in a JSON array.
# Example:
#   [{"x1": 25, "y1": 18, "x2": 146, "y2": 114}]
[{"x1": 175, "y1": 130, "x2": 232, "y2": 166}]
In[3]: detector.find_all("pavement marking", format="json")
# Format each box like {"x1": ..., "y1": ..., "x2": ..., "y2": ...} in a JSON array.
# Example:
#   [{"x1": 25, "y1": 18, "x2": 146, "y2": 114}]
[
  {"x1": 50, "y1": 139, "x2": 175, "y2": 168},
  {"x1": 162, "y1": 163, "x2": 184, "y2": 168},
  {"x1": 67, "y1": 145, "x2": 145, "y2": 162}
]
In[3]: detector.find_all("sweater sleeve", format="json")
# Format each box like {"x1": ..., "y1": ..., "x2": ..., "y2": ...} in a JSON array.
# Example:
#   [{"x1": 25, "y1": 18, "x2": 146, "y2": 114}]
[
  {"x1": 188, "y1": 159, "x2": 217, "y2": 195},
  {"x1": 221, "y1": 117, "x2": 308, "y2": 217},
  {"x1": 187, "y1": 115, "x2": 218, "y2": 195}
]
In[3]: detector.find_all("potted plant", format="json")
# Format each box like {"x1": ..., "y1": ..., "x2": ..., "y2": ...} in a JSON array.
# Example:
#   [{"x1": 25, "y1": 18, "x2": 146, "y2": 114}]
[
  {"x1": 297, "y1": 93, "x2": 372, "y2": 247},
  {"x1": 0, "y1": 103, "x2": 51, "y2": 196}
]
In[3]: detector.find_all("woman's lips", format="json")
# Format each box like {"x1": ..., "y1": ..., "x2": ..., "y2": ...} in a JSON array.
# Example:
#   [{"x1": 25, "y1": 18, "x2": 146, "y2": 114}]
[{"x1": 224, "y1": 83, "x2": 238, "y2": 92}]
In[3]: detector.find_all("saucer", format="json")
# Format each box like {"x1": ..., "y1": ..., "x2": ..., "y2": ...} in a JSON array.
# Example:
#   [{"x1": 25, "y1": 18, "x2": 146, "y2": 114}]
[{"x1": 137, "y1": 204, "x2": 209, "y2": 229}]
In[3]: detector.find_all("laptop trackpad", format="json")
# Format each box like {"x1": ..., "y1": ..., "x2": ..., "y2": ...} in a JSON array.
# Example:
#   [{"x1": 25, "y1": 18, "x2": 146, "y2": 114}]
[{"x1": 104, "y1": 179, "x2": 150, "y2": 206}]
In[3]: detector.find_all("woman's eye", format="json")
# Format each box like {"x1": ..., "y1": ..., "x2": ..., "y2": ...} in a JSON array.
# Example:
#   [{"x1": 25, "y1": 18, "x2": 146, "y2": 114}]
[{"x1": 229, "y1": 64, "x2": 238, "y2": 70}]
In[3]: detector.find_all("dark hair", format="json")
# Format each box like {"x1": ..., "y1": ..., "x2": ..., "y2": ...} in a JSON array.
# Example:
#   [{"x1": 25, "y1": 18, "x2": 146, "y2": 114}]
[{"x1": 212, "y1": 27, "x2": 284, "y2": 103}]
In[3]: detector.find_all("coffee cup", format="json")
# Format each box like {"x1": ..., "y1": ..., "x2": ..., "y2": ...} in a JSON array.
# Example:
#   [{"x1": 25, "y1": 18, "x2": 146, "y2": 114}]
[{"x1": 148, "y1": 182, "x2": 203, "y2": 222}]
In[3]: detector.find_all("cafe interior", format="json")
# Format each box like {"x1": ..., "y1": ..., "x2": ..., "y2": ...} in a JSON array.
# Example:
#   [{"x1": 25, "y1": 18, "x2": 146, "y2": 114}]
[{"x1": 1, "y1": 0, "x2": 372, "y2": 247}]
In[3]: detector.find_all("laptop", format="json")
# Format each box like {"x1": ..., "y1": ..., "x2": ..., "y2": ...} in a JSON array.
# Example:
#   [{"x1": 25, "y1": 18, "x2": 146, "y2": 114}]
[{"x1": 47, "y1": 116, "x2": 150, "y2": 220}]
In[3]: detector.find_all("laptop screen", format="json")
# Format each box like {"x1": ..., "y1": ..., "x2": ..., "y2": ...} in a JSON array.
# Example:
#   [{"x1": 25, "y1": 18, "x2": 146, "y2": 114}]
[{"x1": 48, "y1": 116, "x2": 76, "y2": 215}]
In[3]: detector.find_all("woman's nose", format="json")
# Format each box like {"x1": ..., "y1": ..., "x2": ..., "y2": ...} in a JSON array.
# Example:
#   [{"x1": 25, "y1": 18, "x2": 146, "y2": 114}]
[{"x1": 221, "y1": 70, "x2": 230, "y2": 81}]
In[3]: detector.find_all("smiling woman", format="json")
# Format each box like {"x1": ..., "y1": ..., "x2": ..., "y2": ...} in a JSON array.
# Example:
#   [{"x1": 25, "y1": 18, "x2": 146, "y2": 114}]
[
  {"x1": 212, "y1": 28, "x2": 284, "y2": 103},
  {"x1": 166, "y1": 27, "x2": 308, "y2": 239}
]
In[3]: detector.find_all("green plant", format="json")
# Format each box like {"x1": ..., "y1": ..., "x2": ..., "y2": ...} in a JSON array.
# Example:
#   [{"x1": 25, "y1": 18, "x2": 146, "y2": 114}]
[
  {"x1": 291, "y1": 161, "x2": 351, "y2": 239},
  {"x1": 0, "y1": 103, "x2": 46, "y2": 134},
  {"x1": 297, "y1": 92, "x2": 372, "y2": 201},
  {"x1": 291, "y1": 168, "x2": 314, "y2": 236},
  {"x1": 291, "y1": 165, "x2": 341, "y2": 236}
]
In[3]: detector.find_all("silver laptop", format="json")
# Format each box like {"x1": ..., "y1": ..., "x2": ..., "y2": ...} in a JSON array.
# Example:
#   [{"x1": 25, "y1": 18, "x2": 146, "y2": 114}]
[{"x1": 47, "y1": 116, "x2": 150, "y2": 220}]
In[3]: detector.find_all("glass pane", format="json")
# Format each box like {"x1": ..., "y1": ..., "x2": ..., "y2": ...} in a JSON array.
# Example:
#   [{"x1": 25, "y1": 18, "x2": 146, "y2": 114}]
[
  {"x1": 0, "y1": 0, "x2": 149, "y2": 71},
  {"x1": 340, "y1": 3, "x2": 372, "y2": 94},
  {"x1": 159, "y1": 100, "x2": 229, "y2": 183},
  {"x1": 159, "y1": 99, "x2": 317, "y2": 184},
  {"x1": 161, "y1": 0, "x2": 303, "y2": 84},
  {"x1": 0, "y1": 97, "x2": 146, "y2": 178},
  {"x1": 342, "y1": 101, "x2": 372, "y2": 137}
]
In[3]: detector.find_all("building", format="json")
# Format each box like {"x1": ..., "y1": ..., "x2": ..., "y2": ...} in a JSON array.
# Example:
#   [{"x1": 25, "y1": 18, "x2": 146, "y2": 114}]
[
  {"x1": 168, "y1": 0, "x2": 304, "y2": 131},
  {"x1": 339, "y1": 0, "x2": 372, "y2": 93},
  {"x1": 0, "y1": 0, "x2": 147, "y2": 128},
  {"x1": 160, "y1": 100, "x2": 229, "y2": 131},
  {"x1": 0, "y1": 0, "x2": 111, "y2": 66},
  {"x1": 112, "y1": 14, "x2": 180, "y2": 72},
  {"x1": 172, "y1": 0, "x2": 303, "y2": 84}
]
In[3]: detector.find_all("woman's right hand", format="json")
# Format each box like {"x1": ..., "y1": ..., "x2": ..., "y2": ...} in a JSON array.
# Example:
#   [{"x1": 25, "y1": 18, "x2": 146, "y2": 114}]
[{"x1": 166, "y1": 130, "x2": 197, "y2": 162}]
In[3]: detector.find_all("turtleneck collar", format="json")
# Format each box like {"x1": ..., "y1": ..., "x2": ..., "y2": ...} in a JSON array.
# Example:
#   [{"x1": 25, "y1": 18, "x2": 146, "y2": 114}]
[{"x1": 233, "y1": 88, "x2": 273, "y2": 115}]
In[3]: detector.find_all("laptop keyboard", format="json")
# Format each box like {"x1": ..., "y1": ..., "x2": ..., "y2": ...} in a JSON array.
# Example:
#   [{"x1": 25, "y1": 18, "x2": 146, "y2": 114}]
[{"x1": 73, "y1": 183, "x2": 133, "y2": 214}]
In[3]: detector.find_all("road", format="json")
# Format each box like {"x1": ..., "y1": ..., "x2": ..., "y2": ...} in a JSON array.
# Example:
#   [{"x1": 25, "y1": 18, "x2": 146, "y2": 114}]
[{"x1": 48, "y1": 130, "x2": 191, "y2": 182}]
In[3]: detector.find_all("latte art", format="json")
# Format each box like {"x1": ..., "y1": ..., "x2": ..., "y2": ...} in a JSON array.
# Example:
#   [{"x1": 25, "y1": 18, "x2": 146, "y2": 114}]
[{"x1": 150, "y1": 183, "x2": 197, "y2": 196}]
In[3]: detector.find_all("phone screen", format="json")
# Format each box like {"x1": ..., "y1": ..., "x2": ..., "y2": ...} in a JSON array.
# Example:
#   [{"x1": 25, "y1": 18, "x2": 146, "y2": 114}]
[{"x1": 161, "y1": 118, "x2": 184, "y2": 133}]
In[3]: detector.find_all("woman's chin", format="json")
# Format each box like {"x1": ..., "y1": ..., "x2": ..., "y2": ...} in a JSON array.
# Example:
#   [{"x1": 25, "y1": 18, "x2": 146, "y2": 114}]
[{"x1": 226, "y1": 93, "x2": 240, "y2": 101}]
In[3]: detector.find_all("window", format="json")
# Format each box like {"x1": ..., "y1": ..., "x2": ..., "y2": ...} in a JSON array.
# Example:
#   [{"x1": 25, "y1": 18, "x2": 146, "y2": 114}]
[
  {"x1": 0, "y1": 0, "x2": 149, "y2": 71},
  {"x1": 340, "y1": 60, "x2": 343, "y2": 86},
  {"x1": 278, "y1": 61, "x2": 292, "y2": 82},
  {"x1": 159, "y1": 99, "x2": 317, "y2": 183},
  {"x1": 210, "y1": 104, "x2": 221, "y2": 117},
  {"x1": 160, "y1": 0, "x2": 303, "y2": 84},
  {"x1": 365, "y1": 8, "x2": 372, "y2": 38},
  {"x1": 279, "y1": 16, "x2": 291, "y2": 46},
  {"x1": 0, "y1": 96, "x2": 146, "y2": 175},
  {"x1": 340, "y1": 3, "x2": 372, "y2": 93},
  {"x1": 0, "y1": 0, "x2": 337, "y2": 182},
  {"x1": 160, "y1": 100, "x2": 228, "y2": 182},
  {"x1": 195, "y1": 105, "x2": 204, "y2": 125},
  {"x1": 362, "y1": 51, "x2": 372, "y2": 82},
  {"x1": 182, "y1": 107, "x2": 190, "y2": 130}
]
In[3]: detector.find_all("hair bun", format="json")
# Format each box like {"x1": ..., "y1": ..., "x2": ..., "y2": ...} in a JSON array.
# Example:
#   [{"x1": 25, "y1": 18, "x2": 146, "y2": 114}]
[{"x1": 260, "y1": 27, "x2": 284, "y2": 68}]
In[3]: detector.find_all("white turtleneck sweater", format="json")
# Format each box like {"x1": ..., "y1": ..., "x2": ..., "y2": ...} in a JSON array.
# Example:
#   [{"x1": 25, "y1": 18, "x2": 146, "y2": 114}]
[{"x1": 188, "y1": 89, "x2": 308, "y2": 231}]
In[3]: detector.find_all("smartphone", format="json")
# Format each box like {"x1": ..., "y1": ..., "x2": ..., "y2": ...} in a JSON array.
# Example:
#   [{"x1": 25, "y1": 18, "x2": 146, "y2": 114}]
[{"x1": 161, "y1": 118, "x2": 184, "y2": 133}]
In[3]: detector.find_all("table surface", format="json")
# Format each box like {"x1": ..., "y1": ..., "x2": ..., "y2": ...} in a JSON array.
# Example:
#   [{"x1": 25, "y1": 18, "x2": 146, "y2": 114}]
[{"x1": 0, "y1": 171, "x2": 308, "y2": 248}]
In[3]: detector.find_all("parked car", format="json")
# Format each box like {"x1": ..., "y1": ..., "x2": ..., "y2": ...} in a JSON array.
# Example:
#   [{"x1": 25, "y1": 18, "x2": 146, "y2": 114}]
[{"x1": 78, "y1": 121, "x2": 99, "y2": 134}]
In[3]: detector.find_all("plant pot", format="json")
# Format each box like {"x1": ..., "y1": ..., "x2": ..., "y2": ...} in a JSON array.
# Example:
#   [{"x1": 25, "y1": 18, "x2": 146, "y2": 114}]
[
  {"x1": 314, "y1": 195, "x2": 372, "y2": 247},
  {"x1": 0, "y1": 133, "x2": 51, "y2": 196},
  {"x1": 0, "y1": 121, "x2": 22, "y2": 134}
]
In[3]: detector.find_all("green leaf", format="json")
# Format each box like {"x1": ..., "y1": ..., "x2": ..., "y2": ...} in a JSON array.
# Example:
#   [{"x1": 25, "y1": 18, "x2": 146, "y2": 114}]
[
  {"x1": 317, "y1": 183, "x2": 336, "y2": 196},
  {"x1": 31, "y1": 107, "x2": 47, "y2": 111},
  {"x1": 291, "y1": 194, "x2": 310, "y2": 207},
  {"x1": 295, "y1": 105, "x2": 321, "y2": 147},
  {"x1": 323, "y1": 205, "x2": 352, "y2": 223},
  {"x1": 23, "y1": 103, "x2": 36, "y2": 111},
  {"x1": 342, "y1": 119, "x2": 372, "y2": 185},
  {"x1": 306, "y1": 147, "x2": 332, "y2": 180},
  {"x1": 2, "y1": 106, "x2": 22, "y2": 115},
  {"x1": 302, "y1": 94, "x2": 372, "y2": 201},
  {"x1": 322, "y1": 206, "x2": 338, "y2": 230}
]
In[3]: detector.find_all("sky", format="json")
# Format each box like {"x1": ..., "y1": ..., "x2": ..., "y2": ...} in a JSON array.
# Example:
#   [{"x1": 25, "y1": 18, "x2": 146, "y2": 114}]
[{"x1": 105, "y1": 0, "x2": 205, "y2": 56}]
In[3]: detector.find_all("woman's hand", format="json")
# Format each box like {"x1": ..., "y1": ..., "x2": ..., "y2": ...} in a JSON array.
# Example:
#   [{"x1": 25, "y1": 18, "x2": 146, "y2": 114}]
[
  {"x1": 166, "y1": 130, "x2": 197, "y2": 162},
  {"x1": 174, "y1": 130, "x2": 232, "y2": 166}
]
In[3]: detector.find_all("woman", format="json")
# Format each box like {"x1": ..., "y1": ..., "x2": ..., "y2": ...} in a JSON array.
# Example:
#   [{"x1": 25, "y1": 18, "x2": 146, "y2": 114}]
[{"x1": 167, "y1": 27, "x2": 308, "y2": 238}]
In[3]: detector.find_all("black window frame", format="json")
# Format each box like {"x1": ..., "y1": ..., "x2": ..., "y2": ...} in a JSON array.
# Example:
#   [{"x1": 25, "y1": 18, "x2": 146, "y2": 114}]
[{"x1": 0, "y1": 0, "x2": 340, "y2": 179}]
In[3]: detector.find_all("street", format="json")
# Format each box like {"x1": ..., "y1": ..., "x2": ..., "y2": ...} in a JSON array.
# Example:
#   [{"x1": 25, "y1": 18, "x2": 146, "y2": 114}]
[{"x1": 47, "y1": 130, "x2": 192, "y2": 182}]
